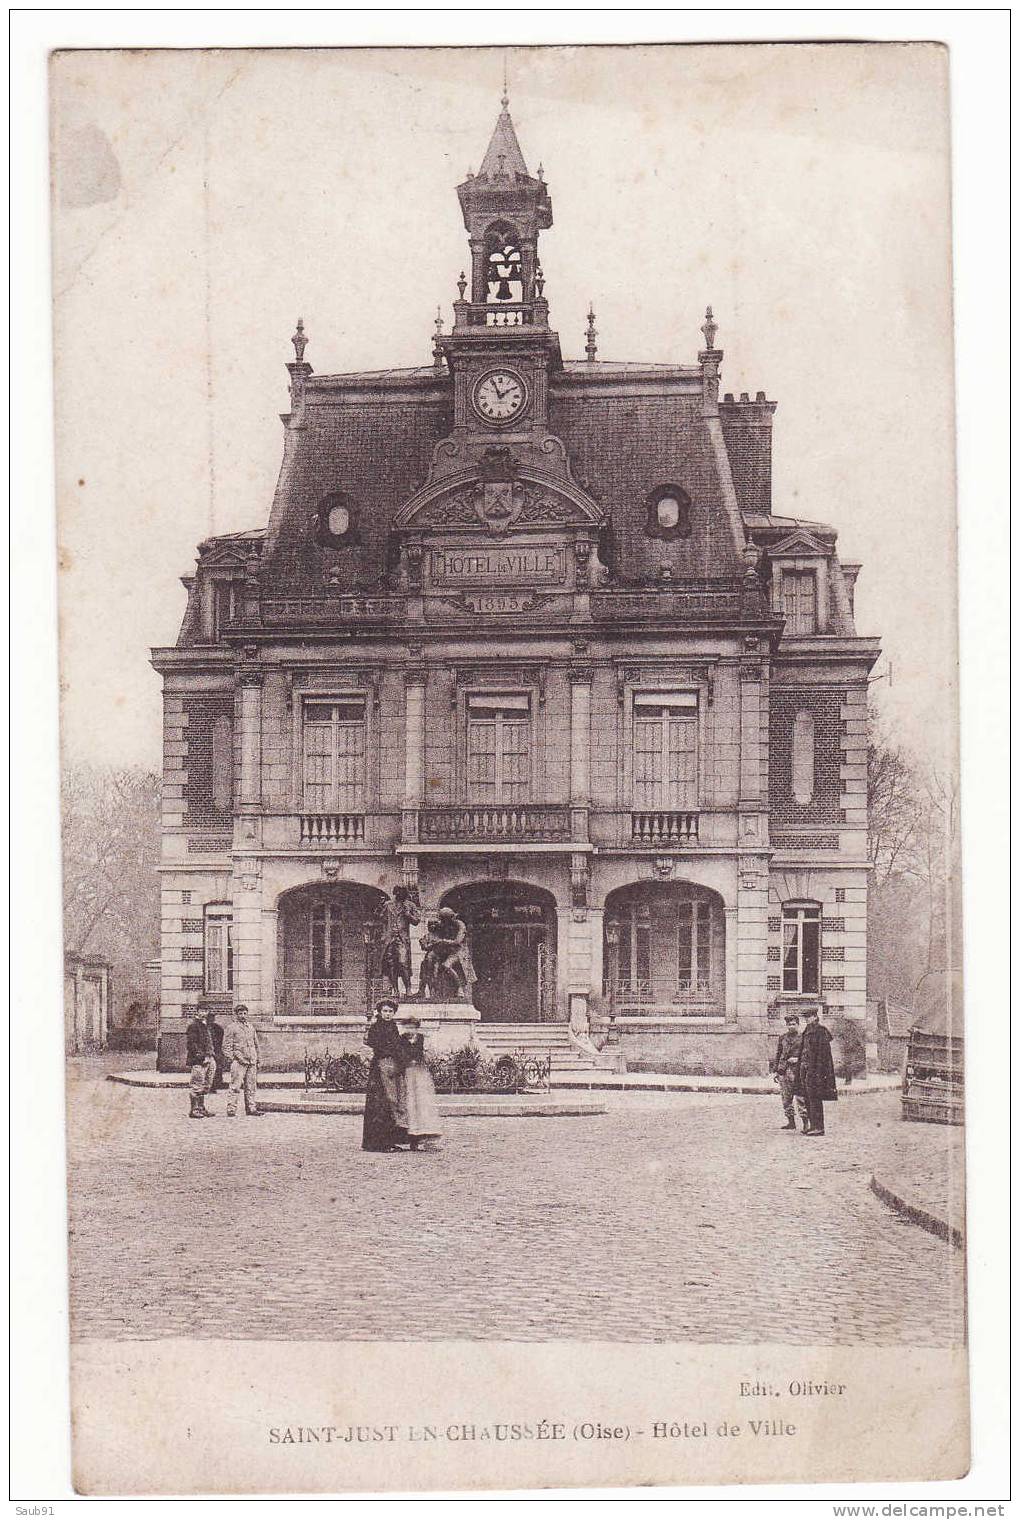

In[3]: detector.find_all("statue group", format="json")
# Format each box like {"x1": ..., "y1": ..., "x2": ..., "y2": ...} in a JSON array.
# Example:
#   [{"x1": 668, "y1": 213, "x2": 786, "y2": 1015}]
[{"x1": 375, "y1": 885, "x2": 476, "y2": 1004}]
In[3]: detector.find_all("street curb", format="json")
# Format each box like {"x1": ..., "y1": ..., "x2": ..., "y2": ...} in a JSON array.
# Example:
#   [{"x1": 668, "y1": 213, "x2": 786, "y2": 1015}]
[
  {"x1": 105, "y1": 1070, "x2": 900, "y2": 1097},
  {"x1": 261, "y1": 1096, "x2": 607, "y2": 1118},
  {"x1": 869, "y1": 1174, "x2": 964, "y2": 1249}
]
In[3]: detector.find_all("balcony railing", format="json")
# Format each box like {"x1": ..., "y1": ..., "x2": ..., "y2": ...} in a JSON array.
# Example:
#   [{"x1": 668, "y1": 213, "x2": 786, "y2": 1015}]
[
  {"x1": 419, "y1": 804, "x2": 572, "y2": 844},
  {"x1": 631, "y1": 810, "x2": 699, "y2": 845},
  {"x1": 300, "y1": 812, "x2": 366, "y2": 846},
  {"x1": 276, "y1": 977, "x2": 383, "y2": 1018},
  {"x1": 606, "y1": 978, "x2": 719, "y2": 1014}
]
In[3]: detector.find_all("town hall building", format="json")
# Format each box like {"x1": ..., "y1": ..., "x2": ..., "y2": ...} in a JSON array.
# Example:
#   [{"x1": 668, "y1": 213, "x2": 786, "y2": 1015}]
[{"x1": 151, "y1": 95, "x2": 880, "y2": 1073}]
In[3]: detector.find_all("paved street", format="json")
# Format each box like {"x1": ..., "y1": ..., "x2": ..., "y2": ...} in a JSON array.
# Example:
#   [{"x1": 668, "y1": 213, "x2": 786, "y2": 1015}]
[{"x1": 66, "y1": 1065, "x2": 965, "y2": 1346}]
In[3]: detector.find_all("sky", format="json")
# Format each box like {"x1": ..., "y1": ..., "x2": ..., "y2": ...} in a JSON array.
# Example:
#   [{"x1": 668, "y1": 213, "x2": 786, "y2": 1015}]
[{"x1": 51, "y1": 43, "x2": 957, "y2": 774}]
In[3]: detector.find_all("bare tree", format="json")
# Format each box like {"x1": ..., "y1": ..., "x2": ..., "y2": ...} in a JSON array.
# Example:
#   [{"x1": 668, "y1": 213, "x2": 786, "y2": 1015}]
[{"x1": 61, "y1": 762, "x2": 161, "y2": 1014}]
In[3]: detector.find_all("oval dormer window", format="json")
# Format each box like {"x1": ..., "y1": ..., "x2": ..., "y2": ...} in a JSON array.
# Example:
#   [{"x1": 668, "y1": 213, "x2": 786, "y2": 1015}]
[
  {"x1": 792, "y1": 709, "x2": 815, "y2": 805},
  {"x1": 645, "y1": 484, "x2": 692, "y2": 541},
  {"x1": 656, "y1": 495, "x2": 682, "y2": 530},
  {"x1": 315, "y1": 492, "x2": 358, "y2": 547}
]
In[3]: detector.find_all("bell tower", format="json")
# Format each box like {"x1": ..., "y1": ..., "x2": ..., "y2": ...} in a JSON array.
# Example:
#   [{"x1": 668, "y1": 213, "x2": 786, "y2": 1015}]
[{"x1": 437, "y1": 93, "x2": 562, "y2": 456}]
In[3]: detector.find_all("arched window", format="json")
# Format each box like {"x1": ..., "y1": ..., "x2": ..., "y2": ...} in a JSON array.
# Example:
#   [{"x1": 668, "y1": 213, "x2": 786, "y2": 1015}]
[
  {"x1": 791, "y1": 709, "x2": 815, "y2": 804},
  {"x1": 211, "y1": 715, "x2": 233, "y2": 813}
]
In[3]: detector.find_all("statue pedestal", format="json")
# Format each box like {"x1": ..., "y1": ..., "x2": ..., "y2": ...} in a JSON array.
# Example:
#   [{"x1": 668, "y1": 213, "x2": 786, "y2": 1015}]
[{"x1": 397, "y1": 1001, "x2": 480, "y2": 1054}]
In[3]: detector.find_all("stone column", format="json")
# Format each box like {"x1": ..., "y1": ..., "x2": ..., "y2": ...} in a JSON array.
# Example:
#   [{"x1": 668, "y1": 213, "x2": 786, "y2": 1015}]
[
  {"x1": 724, "y1": 905, "x2": 739, "y2": 1021},
  {"x1": 569, "y1": 666, "x2": 592, "y2": 843},
  {"x1": 260, "y1": 901, "x2": 279, "y2": 1026},
  {"x1": 402, "y1": 667, "x2": 426, "y2": 843},
  {"x1": 237, "y1": 672, "x2": 263, "y2": 811}
]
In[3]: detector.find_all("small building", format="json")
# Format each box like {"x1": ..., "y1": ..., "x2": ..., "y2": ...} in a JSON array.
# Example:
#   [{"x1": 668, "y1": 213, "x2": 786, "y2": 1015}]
[
  {"x1": 64, "y1": 952, "x2": 111, "y2": 1054},
  {"x1": 867, "y1": 996, "x2": 914, "y2": 1073},
  {"x1": 151, "y1": 94, "x2": 879, "y2": 1074}
]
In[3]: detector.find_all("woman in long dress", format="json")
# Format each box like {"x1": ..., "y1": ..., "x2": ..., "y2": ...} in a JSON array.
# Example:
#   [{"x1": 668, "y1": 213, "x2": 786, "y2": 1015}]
[
  {"x1": 362, "y1": 998, "x2": 410, "y2": 1152},
  {"x1": 397, "y1": 1017, "x2": 443, "y2": 1151}
]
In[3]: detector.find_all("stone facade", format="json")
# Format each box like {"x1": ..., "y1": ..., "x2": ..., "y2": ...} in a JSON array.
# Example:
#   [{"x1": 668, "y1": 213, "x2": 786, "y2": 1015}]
[{"x1": 151, "y1": 99, "x2": 880, "y2": 1073}]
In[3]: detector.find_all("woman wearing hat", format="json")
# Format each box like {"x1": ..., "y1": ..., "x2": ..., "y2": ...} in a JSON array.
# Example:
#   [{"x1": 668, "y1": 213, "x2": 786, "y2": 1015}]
[
  {"x1": 362, "y1": 998, "x2": 410, "y2": 1152},
  {"x1": 397, "y1": 1017, "x2": 443, "y2": 1151}
]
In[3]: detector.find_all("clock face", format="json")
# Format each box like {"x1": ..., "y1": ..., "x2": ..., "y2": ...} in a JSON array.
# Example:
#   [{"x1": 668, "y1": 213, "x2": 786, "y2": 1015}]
[{"x1": 472, "y1": 369, "x2": 527, "y2": 425}]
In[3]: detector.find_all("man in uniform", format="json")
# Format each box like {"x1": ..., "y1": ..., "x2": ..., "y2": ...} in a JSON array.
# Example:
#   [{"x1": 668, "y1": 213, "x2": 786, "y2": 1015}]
[
  {"x1": 223, "y1": 1003, "x2": 263, "y2": 1118},
  {"x1": 185, "y1": 1007, "x2": 216, "y2": 1119},
  {"x1": 771, "y1": 1010, "x2": 804, "y2": 1131},
  {"x1": 794, "y1": 1005, "x2": 838, "y2": 1137}
]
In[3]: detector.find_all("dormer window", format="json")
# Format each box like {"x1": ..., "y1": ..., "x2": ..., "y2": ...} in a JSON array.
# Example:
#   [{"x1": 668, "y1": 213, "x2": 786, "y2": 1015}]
[
  {"x1": 314, "y1": 492, "x2": 358, "y2": 548},
  {"x1": 645, "y1": 485, "x2": 692, "y2": 541},
  {"x1": 780, "y1": 569, "x2": 818, "y2": 634}
]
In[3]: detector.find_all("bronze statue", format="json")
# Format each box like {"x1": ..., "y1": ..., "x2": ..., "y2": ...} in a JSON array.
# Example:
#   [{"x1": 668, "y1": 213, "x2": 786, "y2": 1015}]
[
  {"x1": 417, "y1": 906, "x2": 475, "y2": 1003},
  {"x1": 376, "y1": 885, "x2": 421, "y2": 999}
]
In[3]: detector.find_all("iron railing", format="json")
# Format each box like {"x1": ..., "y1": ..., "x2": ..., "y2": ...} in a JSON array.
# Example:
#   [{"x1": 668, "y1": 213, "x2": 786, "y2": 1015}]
[
  {"x1": 607, "y1": 978, "x2": 718, "y2": 1014},
  {"x1": 304, "y1": 1045, "x2": 552, "y2": 1094},
  {"x1": 419, "y1": 804, "x2": 571, "y2": 843},
  {"x1": 277, "y1": 978, "x2": 384, "y2": 1018}
]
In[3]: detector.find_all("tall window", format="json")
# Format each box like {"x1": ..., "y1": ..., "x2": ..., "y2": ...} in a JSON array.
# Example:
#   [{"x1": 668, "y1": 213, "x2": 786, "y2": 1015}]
[
  {"x1": 212, "y1": 579, "x2": 237, "y2": 639},
  {"x1": 617, "y1": 901, "x2": 651, "y2": 987},
  {"x1": 467, "y1": 693, "x2": 531, "y2": 803},
  {"x1": 310, "y1": 902, "x2": 343, "y2": 981},
  {"x1": 782, "y1": 903, "x2": 820, "y2": 993},
  {"x1": 204, "y1": 905, "x2": 234, "y2": 994},
  {"x1": 302, "y1": 699, "x2": 366, "y2": 813},
  {"x1": 678, "y1": 898, "x2": 712, "y2": 990},
  {"x1": 633, "y1": 692, "x2": 698, "y2": 810},
  {"x1": 781, "y1": 570, "x2": 818, "y2": 634}
]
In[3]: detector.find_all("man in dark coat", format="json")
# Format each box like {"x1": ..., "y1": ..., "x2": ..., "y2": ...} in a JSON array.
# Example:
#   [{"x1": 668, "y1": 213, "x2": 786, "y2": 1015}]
[
  {"x1": 794, "y1": 1006, "x2": 838, "y2": 1136},
  {"x1": 770, "y1": 1011, "x2": 803, "y2": 1131},
  {"x1": 185, "y1": 1009, "x2": 216, "y2": 1119},
  {"x1": 206, "y1": 1007, "x2": 226, "y2": 1092}
]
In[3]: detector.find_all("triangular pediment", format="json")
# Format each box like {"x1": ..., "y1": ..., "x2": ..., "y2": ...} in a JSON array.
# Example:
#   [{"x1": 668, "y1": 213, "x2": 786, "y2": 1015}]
[
  {"x1": 766, "y1": 530, "x2": 830, "y2": 558},
  {"x1": 394, "y1": 468, "x2": 605, "y2": 534}
]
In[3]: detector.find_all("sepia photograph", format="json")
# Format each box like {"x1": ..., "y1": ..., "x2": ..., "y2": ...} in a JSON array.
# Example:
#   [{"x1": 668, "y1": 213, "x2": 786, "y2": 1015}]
[{"x1": 33, "y1": 31, "x2": 993, "y2": 1495}]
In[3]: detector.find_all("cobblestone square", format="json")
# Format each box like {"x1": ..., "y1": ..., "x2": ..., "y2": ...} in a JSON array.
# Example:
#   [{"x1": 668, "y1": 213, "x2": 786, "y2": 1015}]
[{"x1": 66, "y1": 1066, "x2": 965, "y2": 1346}]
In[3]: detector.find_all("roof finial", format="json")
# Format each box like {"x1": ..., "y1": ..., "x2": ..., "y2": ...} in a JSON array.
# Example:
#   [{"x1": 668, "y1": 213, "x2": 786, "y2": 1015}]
[
  {"x1": 535, "y1": 263, "x2": 545, "y2": 298},
  {"x1": 457, "y1": 270, "x2": 467, "y2": 300},
  {"x1": 585, "y1": 304, "x2": 598, "y2": 363},
  {"x1": 501, "y1": 53, "x2": 509, "y2": 110},
  {"x1": 291, "y1": 317, "x2": 308, "y2": 362},
  {"x1": 701, "y1": 305, "x2": 718, "y2": 350},
  {"x1": 432, "y1": 306, "x2": 445, "y2": 373}
]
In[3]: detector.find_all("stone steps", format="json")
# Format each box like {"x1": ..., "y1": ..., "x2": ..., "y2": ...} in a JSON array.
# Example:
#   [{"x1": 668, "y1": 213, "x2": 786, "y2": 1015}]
[{"x1": 474, "y1": 1023, "x2": 607, "y2": 1072}]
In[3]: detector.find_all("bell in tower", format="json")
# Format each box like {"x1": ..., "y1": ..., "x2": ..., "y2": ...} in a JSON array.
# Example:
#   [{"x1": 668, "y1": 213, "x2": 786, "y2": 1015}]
[{"x1": 456, "y1": 91, "x2": 553, "y2": 328}]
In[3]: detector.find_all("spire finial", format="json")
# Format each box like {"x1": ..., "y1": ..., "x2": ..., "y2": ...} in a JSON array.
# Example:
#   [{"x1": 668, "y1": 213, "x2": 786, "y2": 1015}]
[
  {"x1": 585, "y1": 304, "x2": 598, "y2": 363},
  {"x1": 701, "y1": 305, "x2": 718, "y2": 351},
  {"x1": 291, "y1": 317, "x2": 308, "y2": 362},
  {"x1": 501, "y1": 54, "x2": 509, "y2": 110}
]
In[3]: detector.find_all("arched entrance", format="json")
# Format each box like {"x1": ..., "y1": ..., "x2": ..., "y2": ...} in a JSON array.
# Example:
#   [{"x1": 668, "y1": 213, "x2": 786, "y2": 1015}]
[
  {"x1": 276, "y1": 882, "x2": 386, "y2": 1018},
  {"x1": 440, "y1": 881, "x2": 558, "y2": 1023},
  {"x1": 603, "y1": 881, "x2": 726, "y2": 1016}
]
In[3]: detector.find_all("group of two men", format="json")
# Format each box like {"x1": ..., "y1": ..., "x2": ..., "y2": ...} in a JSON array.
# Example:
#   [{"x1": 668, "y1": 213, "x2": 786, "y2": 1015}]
[
  {"x1": 771, "y1": 1006, "x2": 838, "y2": 1136},
  {"x1": 185, "y1": 1004, "x2": 262, "y2": 1120}
]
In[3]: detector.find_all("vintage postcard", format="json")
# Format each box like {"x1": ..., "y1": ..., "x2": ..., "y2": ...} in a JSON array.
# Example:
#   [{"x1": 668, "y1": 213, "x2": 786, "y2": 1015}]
[{"x1": 52, "y1": 42, "x2": 967, "y2": 1494}]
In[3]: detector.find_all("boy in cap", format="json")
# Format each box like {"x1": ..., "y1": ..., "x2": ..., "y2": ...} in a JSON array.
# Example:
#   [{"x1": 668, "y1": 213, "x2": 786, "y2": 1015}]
[
  {"x1": 771, "y1": 1010, "x2": 804, "y2": 1131},
  {"x1": 185, "y1": 1006, "x2": 216, "y2": 1119}
]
